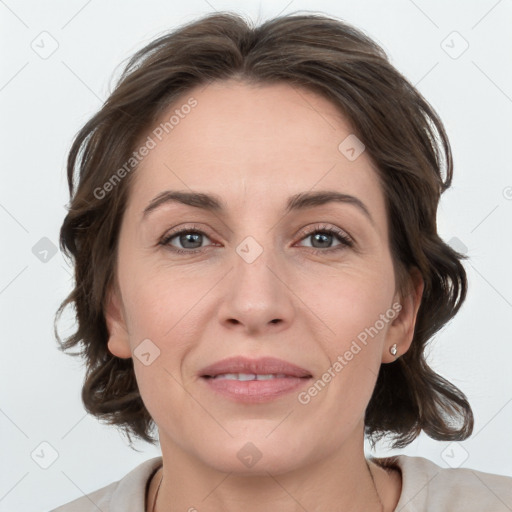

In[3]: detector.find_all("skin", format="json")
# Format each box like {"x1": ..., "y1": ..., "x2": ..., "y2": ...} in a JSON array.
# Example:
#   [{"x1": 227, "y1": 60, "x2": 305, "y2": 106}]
[{"x1": 105, "y1": 79, "x2": 424, "y2": 512}]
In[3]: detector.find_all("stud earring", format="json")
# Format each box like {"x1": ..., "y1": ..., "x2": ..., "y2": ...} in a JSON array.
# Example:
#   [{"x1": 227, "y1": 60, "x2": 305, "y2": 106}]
[{"x1": 390, "y1": 343, "x2": 398, "y2": 356}]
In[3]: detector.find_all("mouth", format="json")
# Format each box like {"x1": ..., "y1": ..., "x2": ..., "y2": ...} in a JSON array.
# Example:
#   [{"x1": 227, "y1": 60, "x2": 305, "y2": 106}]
[
  {"x1": 203, "y1": 373, "x2": 304, "y2": 381},
  {"x1": 199, "y1": 356, "x2": 312, "y2": 403},
  {"x1": 199, "y1": 355, "x2": 312, "y2": 379}
]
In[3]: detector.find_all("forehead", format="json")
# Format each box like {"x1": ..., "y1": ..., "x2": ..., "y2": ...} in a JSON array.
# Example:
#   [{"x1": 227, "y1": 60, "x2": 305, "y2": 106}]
[{"x1": 126, "y1": 80, "x2": 386, "y2": 227}]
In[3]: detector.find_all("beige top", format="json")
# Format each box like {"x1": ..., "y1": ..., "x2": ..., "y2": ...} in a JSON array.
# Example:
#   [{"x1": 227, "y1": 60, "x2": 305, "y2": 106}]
[{"x1": 51, "y1": 454, "x2": 512, "y2": 511}]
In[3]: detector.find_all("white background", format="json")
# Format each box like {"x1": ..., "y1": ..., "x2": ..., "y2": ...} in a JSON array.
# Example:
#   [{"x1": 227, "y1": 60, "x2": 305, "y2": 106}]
[{"x1": 1, "y1": 0, "x2": 511, "y2": 510}]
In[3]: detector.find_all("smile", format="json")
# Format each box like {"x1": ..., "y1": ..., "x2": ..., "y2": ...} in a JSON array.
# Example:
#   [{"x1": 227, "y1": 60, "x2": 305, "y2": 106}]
[{"x1": 209, "y1": 373, "x2": 289, "y2": 380}]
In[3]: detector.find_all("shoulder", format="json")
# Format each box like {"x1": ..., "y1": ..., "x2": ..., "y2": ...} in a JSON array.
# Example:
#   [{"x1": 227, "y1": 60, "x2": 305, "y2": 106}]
[
  {"x1": 372, "y1": 454, "x2": 512, "y2": 512},
  {"x1": 50, "y1": 456, "x2": 163, "y2": 512}
]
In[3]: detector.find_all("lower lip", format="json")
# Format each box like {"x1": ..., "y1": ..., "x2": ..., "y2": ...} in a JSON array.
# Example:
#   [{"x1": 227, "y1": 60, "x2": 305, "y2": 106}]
[{"x1": 201, "y1": 376, "x2": 311, "y2": 403}]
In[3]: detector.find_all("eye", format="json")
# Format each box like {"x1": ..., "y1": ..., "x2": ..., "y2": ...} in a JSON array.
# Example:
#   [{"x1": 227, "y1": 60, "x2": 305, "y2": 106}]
[
  {"x1": 159, "y1": 225, "x2": 214, "y2": 254},
  {"x1": 295, "y1": 224, "x2": 354, "y2": 254}
]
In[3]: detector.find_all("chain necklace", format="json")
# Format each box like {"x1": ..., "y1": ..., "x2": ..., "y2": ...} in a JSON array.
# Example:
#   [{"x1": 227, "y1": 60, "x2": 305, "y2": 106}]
[
  {"x1": 367, "y1": 459, "x2": 385, "y2": 512},
  {"x1": 150, "y1": 461, "x2": 384, "y2": 512},
  {"x1": 150, "y1": 465, "x2": 163, "y2": 512}
]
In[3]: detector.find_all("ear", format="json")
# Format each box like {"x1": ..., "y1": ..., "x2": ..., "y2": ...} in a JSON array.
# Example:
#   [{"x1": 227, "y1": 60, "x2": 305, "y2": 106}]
[
  {"x1": 104, "y1": 281, "x2": 132, "y2": 359},
  {"x1": 382, "y1": 267, "x2": 424, "y2": 363}
]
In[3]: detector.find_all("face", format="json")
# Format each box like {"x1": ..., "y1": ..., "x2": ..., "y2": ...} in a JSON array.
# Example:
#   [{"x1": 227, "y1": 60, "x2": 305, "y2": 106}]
[{"x1": 106, "y1": 80, "x2": 422, "y2": 474}]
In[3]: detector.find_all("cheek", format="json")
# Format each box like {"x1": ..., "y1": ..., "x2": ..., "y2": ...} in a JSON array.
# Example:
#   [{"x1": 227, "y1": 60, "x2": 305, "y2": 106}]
[
  {"x1": 302, "y1": 263, "x2": 395, "y2": 407},
  {"x1": 121, "y1": 263, "x2": 204, "y2": 340},
  {"x1": 119, "y1": 268, "x2": 207, "y2": 417},
  {"x1": 308, "y1": 262, "x2": 395, "y2": 344},
  {"x1": 125, "y1": 275, "x2": 197, "y2": 433}
]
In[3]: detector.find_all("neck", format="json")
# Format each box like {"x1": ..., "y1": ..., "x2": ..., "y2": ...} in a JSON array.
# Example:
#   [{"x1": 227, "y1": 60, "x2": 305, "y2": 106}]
[{"x1": 149, "y1": 425, "x2": 399, "y2": 512}]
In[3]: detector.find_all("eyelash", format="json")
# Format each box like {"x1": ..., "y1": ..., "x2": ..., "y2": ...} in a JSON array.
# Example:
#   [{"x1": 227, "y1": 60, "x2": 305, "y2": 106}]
[{"x1": 158, "y1": 223, "x2": 354, "y2": 256}]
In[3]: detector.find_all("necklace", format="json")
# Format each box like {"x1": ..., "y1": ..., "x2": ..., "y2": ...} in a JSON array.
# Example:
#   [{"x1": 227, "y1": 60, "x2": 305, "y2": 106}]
[
  {"x1": 150, "y1": 461, "x2": 384, "y2": 512},
  {"x1": 366, "y1": 459, "x2": 385, "y2": 512},
  {"x1": 150, "y1": 465, "x2": 163, "y2": 512}
]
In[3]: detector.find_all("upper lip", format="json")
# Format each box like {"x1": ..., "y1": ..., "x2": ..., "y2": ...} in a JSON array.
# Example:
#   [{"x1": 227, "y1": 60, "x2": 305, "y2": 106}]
[{"x1": 199, "y1": 356, "x2": 312, "y2": 378}]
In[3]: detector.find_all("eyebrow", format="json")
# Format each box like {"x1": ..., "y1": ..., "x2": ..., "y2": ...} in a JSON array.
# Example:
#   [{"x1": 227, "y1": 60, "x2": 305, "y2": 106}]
[{"x1": 142, "y1": 190, "x2": 375, "y2": 227}]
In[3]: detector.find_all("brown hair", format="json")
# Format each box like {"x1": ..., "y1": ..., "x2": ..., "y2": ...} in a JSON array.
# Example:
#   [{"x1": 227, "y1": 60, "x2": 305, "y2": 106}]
[{"x1": 55, "y1": 10, "x2": 473, "y2": 448}]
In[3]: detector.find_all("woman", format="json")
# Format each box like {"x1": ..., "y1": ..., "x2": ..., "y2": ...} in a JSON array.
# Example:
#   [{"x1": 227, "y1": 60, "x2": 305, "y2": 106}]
[{"x1": 52, "y1": 10, "x2": 512, "y2": 512}]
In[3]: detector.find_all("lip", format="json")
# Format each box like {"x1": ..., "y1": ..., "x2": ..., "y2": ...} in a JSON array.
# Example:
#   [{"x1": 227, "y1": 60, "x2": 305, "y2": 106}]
[
  {"x1": 199, "y1": 356, "x2": 312, "y2": 378},
  {"x1": 199, "y1": 356, "x2": 312, "y2": 403}
]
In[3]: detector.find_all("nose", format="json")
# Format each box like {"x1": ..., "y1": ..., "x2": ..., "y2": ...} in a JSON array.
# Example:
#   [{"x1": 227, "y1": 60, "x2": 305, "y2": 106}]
[{"x1": 217, "y1": 240, "x2": 296, "y2": 336}]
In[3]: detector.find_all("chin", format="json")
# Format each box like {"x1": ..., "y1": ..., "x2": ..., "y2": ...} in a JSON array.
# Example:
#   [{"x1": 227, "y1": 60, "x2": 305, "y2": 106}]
[{"x1": 191, "y1": 432, "x2": 313, "y2": 476}]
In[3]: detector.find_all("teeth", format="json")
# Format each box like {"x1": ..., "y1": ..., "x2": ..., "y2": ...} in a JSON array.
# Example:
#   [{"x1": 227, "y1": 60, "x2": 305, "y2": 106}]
[{"x1": 212, "y1": 373, "x2": 288, "y2": 380}]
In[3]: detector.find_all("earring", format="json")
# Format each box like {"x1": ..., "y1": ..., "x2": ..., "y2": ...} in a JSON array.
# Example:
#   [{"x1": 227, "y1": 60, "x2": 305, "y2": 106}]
[{"x1": 390, "y1": 343, "x2": 398, "y2": 356}]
